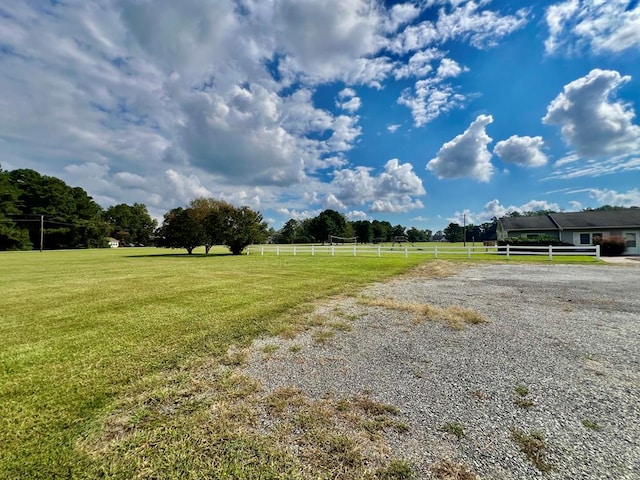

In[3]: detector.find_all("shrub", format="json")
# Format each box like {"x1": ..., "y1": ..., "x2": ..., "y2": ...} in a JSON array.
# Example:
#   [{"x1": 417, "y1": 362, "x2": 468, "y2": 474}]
[
  {"x1": 498, "y1": 236, "x2": 573, "y2": 247},
  {"x1": 498, "y1": 236, "x2": 573, "y2": 253},
  {"x1": 593, "y1": 236, "x2": 626, "y2": 256}
]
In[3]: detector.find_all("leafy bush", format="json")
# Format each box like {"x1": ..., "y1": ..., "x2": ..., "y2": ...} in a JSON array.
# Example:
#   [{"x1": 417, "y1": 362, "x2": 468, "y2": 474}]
[
  {"x1": 593, "y1": 236, "x2": 626, "y2": 256},
  {"x1": 498, "y1": 236, "x2": 573, "y2": 247}
]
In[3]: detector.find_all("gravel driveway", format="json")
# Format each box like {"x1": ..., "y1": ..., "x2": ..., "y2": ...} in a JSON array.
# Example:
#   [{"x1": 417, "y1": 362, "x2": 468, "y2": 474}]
[{"x1": 245, "y1": 262, "x2": 640, "y2": 479}]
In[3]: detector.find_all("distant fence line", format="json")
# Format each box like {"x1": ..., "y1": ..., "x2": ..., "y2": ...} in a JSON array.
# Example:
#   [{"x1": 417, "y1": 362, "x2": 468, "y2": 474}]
[{"x1": 247, "y1": 244, "x2": 601, "y2": 260}]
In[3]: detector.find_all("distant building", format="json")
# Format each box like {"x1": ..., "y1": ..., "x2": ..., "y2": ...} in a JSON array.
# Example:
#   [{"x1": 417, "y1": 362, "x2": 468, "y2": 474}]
[
  {"x1": 497, "y1": 209, "x2": 640, "y2": 254},
  {"x1": 107, "y1": 237, "x2": 120, "y2": 248}
]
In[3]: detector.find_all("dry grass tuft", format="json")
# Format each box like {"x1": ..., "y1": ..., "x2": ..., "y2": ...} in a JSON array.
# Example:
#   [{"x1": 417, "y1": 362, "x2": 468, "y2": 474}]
[
  {"x1": 401, "y1": 260, "x2": 468, "y2": 280},
  {"x1": 511, "y1": 428, "x2": 552, "y2": 472},
  {"x1": 430, "y1": 458, "x2": 478, "y2": 480},
  {"x1": 357, "y1": 297, "x2": 487, "y2": 330}
]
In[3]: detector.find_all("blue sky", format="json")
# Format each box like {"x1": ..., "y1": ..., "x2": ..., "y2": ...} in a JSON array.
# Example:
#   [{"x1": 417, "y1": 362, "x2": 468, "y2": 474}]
[{"x1": 1, "y1": 0, "x2": 640, "y2": 232}]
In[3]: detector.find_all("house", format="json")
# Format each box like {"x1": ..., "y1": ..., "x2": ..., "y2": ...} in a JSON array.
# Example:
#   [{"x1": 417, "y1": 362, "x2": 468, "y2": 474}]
[
  {"x1": 497, "y1": 209, "x2": 640, "y2": 254},
  {"x1": 107, "y1": 237, "x2": 120, "y2": 248}
]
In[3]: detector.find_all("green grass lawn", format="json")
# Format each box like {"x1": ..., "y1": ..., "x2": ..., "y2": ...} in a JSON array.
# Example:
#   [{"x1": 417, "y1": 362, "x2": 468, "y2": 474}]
[
  {"x1": 0, "y1": 247, "x2": 600, "y2": 478},
  {"x1": 0, "y1": 247, "x2": 429, "y2": 479}
]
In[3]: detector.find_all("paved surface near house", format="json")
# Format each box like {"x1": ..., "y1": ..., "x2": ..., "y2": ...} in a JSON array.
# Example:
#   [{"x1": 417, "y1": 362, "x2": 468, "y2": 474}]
[
  {"x1": 245, "y1": 263, "x2": 640, "y2": 479},
  {"x1": 600, "y1": 256, "x2": 640, "y2": 264}
]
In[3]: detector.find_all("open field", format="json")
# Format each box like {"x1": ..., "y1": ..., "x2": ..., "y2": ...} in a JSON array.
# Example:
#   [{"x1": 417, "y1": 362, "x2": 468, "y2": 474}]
[
  {"x1": 1, "y1": 247, "x2": 428, "y2": 478},
  {"x1": 0, "y1": 247, "x2": 607, "y2": 478}
]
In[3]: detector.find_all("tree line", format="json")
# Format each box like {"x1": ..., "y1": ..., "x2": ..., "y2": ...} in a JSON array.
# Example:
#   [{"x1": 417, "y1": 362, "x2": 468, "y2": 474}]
[
  {"x1": 0, "y1": 166, "x2": 269, "y2": 254},
  {"x1": 0, "y1": 168, "x2": 148, "y2": 250},
  {"x1": 272, "y1": 209, "x2": 432, "y2": 244},
  {"x1": 0, "y1": 167, "x2": 157, "y2": 250}
]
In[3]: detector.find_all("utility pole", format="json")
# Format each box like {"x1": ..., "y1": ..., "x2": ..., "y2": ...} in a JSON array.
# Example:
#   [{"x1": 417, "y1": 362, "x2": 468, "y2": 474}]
[
  {"x1": 40, "y1": 214, "x2": 44, "y2": 252},
  {"x1": 463, "y1": 213, "x2": 466, "y2": 247}
]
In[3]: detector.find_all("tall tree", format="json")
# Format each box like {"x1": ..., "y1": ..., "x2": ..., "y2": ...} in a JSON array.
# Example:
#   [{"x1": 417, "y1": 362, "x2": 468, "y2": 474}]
[
  {"x1": 309, "y1": 209, "x2": 347, "y2": 243},
  {"x1": 222, "y1": 206, "x2": 269, "y2": 255},
  {"x1": 371, "y1": 220, "x2": 392, "y2": 242},
  {"x1": 443, "y1": 222, "x2": 463, "y2": 242},
  {"x1": 278, "y1": 219, "x2": 300, "y2": 244},
  {"x1": 155, "y1": 207, "x2": 205, "y2": 254},
  {"x1": 189, "y1": 197, "x2": 234, "y2": 253},
  {"x1": 7, "y1": 169, "x2": 107, "y2": 249},
  {"x1": 351, "y1": 220, "x2": 373, "y2": 243},
  {"x1": 0, "y1": 167, "x2": 31, "y2": 250},
  {"x1": 104, "y1": 203, "x2": 156, "y2": 245}
]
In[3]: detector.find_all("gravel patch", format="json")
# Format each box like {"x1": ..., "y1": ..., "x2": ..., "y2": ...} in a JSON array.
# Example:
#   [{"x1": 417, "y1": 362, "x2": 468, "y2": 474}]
[{"x1": 244, "y1": 263, "x2": 640, "y2": 479}]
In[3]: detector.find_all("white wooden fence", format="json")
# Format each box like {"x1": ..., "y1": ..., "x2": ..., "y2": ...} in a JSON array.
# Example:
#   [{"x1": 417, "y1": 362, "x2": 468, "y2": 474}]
[{"x1": 247, "y1": 244, "x2": 601, "y2": 260}]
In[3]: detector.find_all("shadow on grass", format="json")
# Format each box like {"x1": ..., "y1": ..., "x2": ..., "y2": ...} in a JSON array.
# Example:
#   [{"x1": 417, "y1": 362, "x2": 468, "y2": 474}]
[{"x1": 125, "y1": 252, "x2": 239, "y2": 258}]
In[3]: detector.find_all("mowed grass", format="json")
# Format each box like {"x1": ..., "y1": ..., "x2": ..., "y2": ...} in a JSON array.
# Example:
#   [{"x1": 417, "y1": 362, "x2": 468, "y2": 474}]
[{"x1": 0, "y1": 247, "x2": 426, "y2": 479}]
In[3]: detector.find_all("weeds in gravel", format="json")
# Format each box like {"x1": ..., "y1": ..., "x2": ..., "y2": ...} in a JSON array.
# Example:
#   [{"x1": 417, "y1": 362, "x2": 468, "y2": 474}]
[
  {"x1": 430, "y1": 458, "x2": 478, "y2": 480},
  {"x1": 513, "y1": 385, "x2": 535, "y2": 409},
  {"x1": 378, "y1": 459, "x2": 414, "y2": 479},
  {"x1": 356, "y1": 297, "x2": 487, "y2": 330},
  {"x1": 261, "y1": 344, "x2": 280, "y2": 354},
  {"x1": 511, "y1": 428, "x2": 552, "y2": 472},
  {"x1": 289, "y1": 344, "x2": 302, "y2": 353},
  {"x1": 582, "y1": 419, "x2": 603, "y2": 431},
  {"x1": 440, "y1": 422, "x2": 466, "y2": 439},
  {"x1": 312, "y1": 329, "x2": 336, "y2": 344}
]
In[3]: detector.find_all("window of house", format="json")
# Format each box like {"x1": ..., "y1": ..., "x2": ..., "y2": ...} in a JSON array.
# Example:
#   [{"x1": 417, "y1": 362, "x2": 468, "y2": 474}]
[
  {"x1": 624, "y1": 233, "x2": 637, "y2": 248},
  {"x1": 579, "y1": 233, "x2": 590, "y2": 245}
]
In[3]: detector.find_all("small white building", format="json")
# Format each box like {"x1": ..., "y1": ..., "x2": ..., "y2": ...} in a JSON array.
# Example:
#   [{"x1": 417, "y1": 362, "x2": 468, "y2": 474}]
[{"x1": 107, "y1": 237, "x2": 120, "y2": 248}]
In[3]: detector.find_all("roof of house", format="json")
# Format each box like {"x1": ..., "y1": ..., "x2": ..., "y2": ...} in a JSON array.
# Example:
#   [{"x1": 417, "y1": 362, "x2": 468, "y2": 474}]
[
  {"x1": 500, "y1": 215, "x2": 558, "y2": 231},
  {"x1": 500, "y1": 209, "x2": 640, "y2": 231}
]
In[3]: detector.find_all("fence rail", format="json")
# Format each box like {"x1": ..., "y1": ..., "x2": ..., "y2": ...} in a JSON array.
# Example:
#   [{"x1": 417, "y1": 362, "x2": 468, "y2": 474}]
[{"x1": 247, "y1": 244, "x2": 601, "y2": 260}]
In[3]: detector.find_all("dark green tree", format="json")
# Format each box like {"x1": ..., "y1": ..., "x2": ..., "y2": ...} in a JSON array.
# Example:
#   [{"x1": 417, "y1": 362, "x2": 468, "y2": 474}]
[
  {"x1": 371, "y1": 220, "x2": 392, "y2": 242},
  {"x1": 278, "y1": 219, "x2": 300, "y2": 244},
  {"x1": 443, "y1": 222, "x2": 463, "y2": 242},
  {"x1": 406, "y1": 227, "x2": 431, "y2": 243},
  {"x1": 7, "y1": 169, "x2": 107, "y2": 249},
  {"x1": 222, "y1": 206, "x2": 269, "y2": 255},
  {"x1": 155, "y1": 207, "x2": 205, "y2": 254},
  {"x1": 392, "y1": 224, "x2": 406, "y2": 239},
  {"x1": 104, "y1": 203, "x2": 157, "y2": 246},
  {"x1": 189, "y1": 197, "x2": 234, "y2": 254},
  {"x1": 0, "y1": 167, "x2": 31, "y2": 250},
  {"x1": 351, "y1": 220, "x2": 373, "y2": 243},
  {"x1": 309, "y1": 209, "x2": 347, "y2": 244}
]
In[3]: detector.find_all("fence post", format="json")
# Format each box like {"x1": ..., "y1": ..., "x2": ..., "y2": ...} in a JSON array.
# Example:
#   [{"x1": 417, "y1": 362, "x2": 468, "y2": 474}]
[
  {"x1": 506, "y1": 244, "x2": 510, "y2": 260},
  {"x1": 434, "y1": 245, "x2": 438, "y2": 259},
  {"x1": 293, "y1": 246, "x2": 297, "y2": 256},
  {"x1": 331, "y1": 245, "x2": 335, "y2": 257},
  {"x1": 377, "y1": 245, "x2": 381, "y2": 257},
  {"x1": 405, "y1": 246, "x2": 408, "y2": 258},
  {"x1": 312, "y1": 245, "x2": 315, "y2": 256},
  {"x1": 261, "y1": 245, "x2": 264, "y2": 256},
  {"x1": 467, "y1": 246, "x2": 471, "y2": 258},
  {"x1": 596, "y1": 244, "x2": 600, "y2": 260},
  {"x1": 276, "y1": 246, "x2": 280, "y2": 256},
  {"x1": 354, "y1": 245, "x2": 357, "y2": 256},
  {"x1": 548, "y1": 244, "x2": 553, "y2": 260}
]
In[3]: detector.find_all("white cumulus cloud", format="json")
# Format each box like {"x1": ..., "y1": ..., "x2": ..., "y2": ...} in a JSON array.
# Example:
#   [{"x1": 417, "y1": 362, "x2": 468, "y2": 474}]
[
  {"x1": 427, "y1": 114, "x2": 495, "y2": 181},
  {"x1": 330, "y1": 159, "x2": 426, "y2": 213},
  {"x1": 494, "y1": 135, "x2": 548, "y2": 167},
  {"x1": 543, "y1": 69, "x2": 640, "y2": 158},
  {"x1": 589, "y1": 188, "x2": 640, "y2": 207}
]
